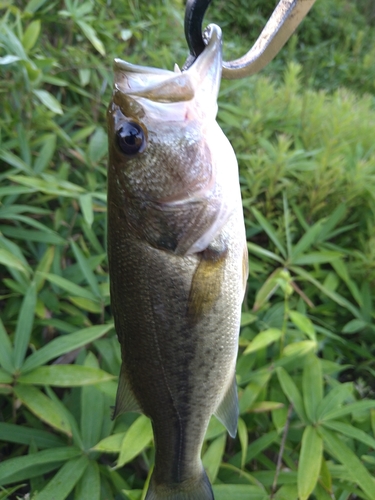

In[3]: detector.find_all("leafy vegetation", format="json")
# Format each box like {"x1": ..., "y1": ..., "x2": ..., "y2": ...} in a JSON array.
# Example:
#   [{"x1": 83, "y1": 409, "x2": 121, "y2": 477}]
[{"x1": 1, "y1": 0, "x2": 375, "y2": 499}]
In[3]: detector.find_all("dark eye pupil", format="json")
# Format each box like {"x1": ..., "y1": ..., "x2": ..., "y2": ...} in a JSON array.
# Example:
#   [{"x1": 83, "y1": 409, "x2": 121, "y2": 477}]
[{"x1": 116, "y1": 122, "x2": 146, "y2": 155}]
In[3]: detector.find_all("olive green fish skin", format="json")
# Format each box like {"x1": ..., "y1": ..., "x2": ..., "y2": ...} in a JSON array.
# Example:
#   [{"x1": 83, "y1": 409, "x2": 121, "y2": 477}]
[{"x1": 107, "y1": 25, "x2": 247, "y2": 499}]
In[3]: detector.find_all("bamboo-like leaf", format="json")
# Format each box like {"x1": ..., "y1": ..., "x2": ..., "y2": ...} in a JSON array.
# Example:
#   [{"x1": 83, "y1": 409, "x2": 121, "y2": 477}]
[
  {"x1": 70, "y1": 240, "x2": 101, "y2": 297},
  {"x1": 213, "y1": 484, "x2": 267, "y2": 500},
  {"x1": 253, "y1": 268, "x2": 284, "y2": 311},
  {"x1": 14, "y1": 385, "x2": 72, "y2": 436},
  {"x1": 0, "y1": 447, "x2": 80, "y2": 485},
  {"x1": 33, "y1": 89, "x2": 63, "y2": 115},
  {"x1": 38, "y1": 272, "x2": 97, "y2": 301},
  {"x1": 244, "y1": 430, "x2": 279, "y2": 464},
  {"x1": 79, "y1": 193, "x2": 94, "y2": 226},
  {"x1": 323, "y1": 420, "x2": 375, "y2": 449},
  {"x1": 320, "y1": 427, "x2": 375, "y2": 499},
  {"x1": 321, "y1": 400, "x2": 375, "y2": 421},
  {"x1": 91, "y1": 432, "x2": 125, "y2": 453},
  {"x1": 74, "y1": 460, "x2": 100, "y2": 500},
  {"x1": 203, "y1": 433, "x2": 227, "y2": 483},
  {"x1": 276, "y1": 367, "x2": 307, "y2": 422},
  {"x1": 302, "y1": 354, "x2": 323, "y2": 423},
  {"x1": 282, "y1": 340, "x2": 316, "y2": 358},
  {"x1": 315, "y1": 382, "x2": 353, "y2": 420},
  {"x1": 116, "y1": 416, "x2": 153, "y2": 468},
  {"x1": 251, "y1": 208, "x2": 286, "y2": 258},
  {"x1": 298, "y1": 425, "x2": 323, "y2": 500},
  {"x1": 237, "y1": 417, "x2": 248, "y2": 469},
  {"x1": 291, "y1": 219, "x2": 325, "y2": 259},
  {"x1": 289, "y1": 311, "x2": 316, "y2": 341},
  {"x1": 77, "y1": 20, "x2": 105, "y2": 55},
  {"x1": 33, "y1": 455, "x2": 88, "y2": 500},
  {"x1": 0, "y1": 248, "x2": 30, "y2": 275},
  {"x1": 0, "y1": 422, "x2": 65, "y2": 449},
  {"x1": 0, "y1": 369, "x2": 12, "y2": 383},
  {"x1": 33, "y1": 134, "x2": 56, "y2": 173},
  {"x1": 81, "y1": 353, "x2": 104, "y2": 449},
  {"x1": 22, "y1": 323, "x2": 113, "y2": 372},
  {"x1": 13, "y1": 281, "x2": 37, "y2": 369},
  {"x1": 247, "y1": 242, "x2": 284, "y2": 264},
  {"x1": 18, "y1": 365, "x2": 115, "y2": 386},
  {"x1": 22, "y1": 20, "x2": 41, "y2": 52},
  {"x1": 0, "y1": 317, "x2": 14, "y2": 373}
]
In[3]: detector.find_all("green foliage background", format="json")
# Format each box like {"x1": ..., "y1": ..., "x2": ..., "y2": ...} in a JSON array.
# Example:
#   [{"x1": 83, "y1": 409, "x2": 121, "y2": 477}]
[{"x1": 1, "y1": 0, "x2": 375, "y2": 499}]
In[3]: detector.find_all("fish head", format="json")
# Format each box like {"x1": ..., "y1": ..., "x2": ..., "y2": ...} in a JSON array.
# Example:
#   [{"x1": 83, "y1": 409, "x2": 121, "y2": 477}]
[{"x1": 107, "y1": 25, "x2": 223, "y2": 207}]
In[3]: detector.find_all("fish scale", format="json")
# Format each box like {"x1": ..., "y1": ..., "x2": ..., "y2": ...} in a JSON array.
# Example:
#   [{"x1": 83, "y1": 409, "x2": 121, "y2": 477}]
[{"x1": 107, "y1": 24, "x2": 247, "y2": 499}]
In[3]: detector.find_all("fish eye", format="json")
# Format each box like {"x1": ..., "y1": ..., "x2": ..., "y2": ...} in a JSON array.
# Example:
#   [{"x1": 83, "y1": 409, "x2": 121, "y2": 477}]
[{"x1": 116, "y1": 122, "x2": 146, "y2": 155}]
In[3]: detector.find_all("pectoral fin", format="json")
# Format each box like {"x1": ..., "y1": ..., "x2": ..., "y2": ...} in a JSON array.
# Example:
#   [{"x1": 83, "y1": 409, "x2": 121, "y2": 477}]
[
  {"x1": 187, "y1": 243, "x2": 227, "y2": 326},
  {"x1": 113, "y1": 362, "x2": 142, "y2": 418},
  {"x1": 214, "y1": 374, "x2": 239, "y2": 438}
]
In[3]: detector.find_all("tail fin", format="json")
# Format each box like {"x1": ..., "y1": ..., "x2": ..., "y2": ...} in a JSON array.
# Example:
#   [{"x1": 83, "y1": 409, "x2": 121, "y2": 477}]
[{"x1": 145, "y1": 469, "x2": 214, "y2": 500}]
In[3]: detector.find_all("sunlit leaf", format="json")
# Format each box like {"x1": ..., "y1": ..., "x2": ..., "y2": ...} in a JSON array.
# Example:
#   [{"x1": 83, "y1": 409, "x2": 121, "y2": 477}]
[
  {"x1": 302, "y1": 354, "x2": 323, "y2": 423},
  {"x1": 244, "y1": 328, "x2": 281, "y2": 354},
  {"x1": 202, "y1": 433, "x2": 226, "y2": 483},
  {"x1": 298, "y1": 425, "x2": 323, "y2": 500},
  {"x1": 116, "y1": 416, "x2": 153, "y2": 468},
  {"x1": 32, "y1": 89, "x2": 63, "y2": 115},
  {"x1": 14, "y1": 385, "x2": 72, "y2": 436},
  {"x1": 18, "y1": 365, "x2": 115, "y2": 386},
  {"x1": 13, "y1": 281, "x2": 37, "y2": 370}
]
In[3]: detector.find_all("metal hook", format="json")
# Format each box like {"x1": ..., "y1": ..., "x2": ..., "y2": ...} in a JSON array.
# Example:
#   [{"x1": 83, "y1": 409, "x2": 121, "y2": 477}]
[{"x1": 183, "y1": 0, "x2": 317, "y2": 79}]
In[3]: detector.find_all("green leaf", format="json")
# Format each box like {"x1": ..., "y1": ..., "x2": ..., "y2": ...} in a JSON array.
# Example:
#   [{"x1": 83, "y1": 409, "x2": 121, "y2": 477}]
[
  {"x1": 302, "y1": 354, "x2": 323, "y2": 423},
  {"x1": 202, "y1": 433, "x2": 226, "y2": 483},
  {"x1": 291, "y1": 219, "x2": 324, "y2": 259},
  {"x1": 77, "y1": 20, "x2": 105, "y2": 55},
  {"x1": 316, "y1": 382, "x2": 353, "y2": 420},
  {"x1": 88, "y1": 127, "x2": 107, "y2": 163},
  {"x1": 18, "y1": 365, "x2": 115, "y2": 387},
  {"x1": 240, "y1": 312, "x2": 257, "y2": 326},
  {"x1": 322, "y1": 421, "x2": 375, "y2": 449},
  {"x1": 298, "y1": 425, "x2": 323, "y2": 500},
  {"x1": 33, "y1": 455, "x2": 88, "y2": 500},
  {"x1": 0, "y1": 317, "x2": 14, "y2": 373},
  {"x1": 0, "y1": 447, "x2": 80, "y2": 485},
  {"x1": 92, "y1": 432, "x2": 125, "y2": 453},
  {"x1": 213, "y1": 484, "x2": 267, "y2": 500},
  {"x1": 22, "y1": 323, "x2": 113, "y2": 372},
  {"x1": 38, "y1": 272, "x2": 98, "y2": 301},
  {"x1": 289, "y1": 311, "x2": 316, "y2": 341},
  {"x1": 74, "y1": 460, "x2": 100, "y2": 500},
  {"x1": 116, "y1": 416, "x2": 153, "y2": 468},
  {"x1": 237, "y1": 418, "x2": 248, "y2": 469},
  {"x1": 81, "y1": 353, "x2": 105, "y2": 449},
  {"x1": 32, "y1": 89, "x2": 63, "y2": 115},
  {"x1": 320, "y1": 427, "x2": 375, "y2": 499},
  {"x1": 33, "y1": 134, "x2": 56, "y2": 173},
  {"x1": 70, "y1": 240, "x2": 101, "y2": 297},
  {"x1": 79, "y1": 193, "x2": 94, "y2": 226},
  {"x1": 247, "y1": 242, "x2": 284, "y2": 264},
  {"x1": 243, "y1": 430, "x2": 279, "y2": 464},
  {"x1": 0, "y1": 369, "x2": 12, "y2": 384},
  {"x1": 342, "y1": 319, "x2": 368, "y2": 334},
  {"x1": 276, "y1": 367, "x2": 307, "y2": 422},
  {"x1": 321, "y1": 400, "x2": 375, "y2": 421},
  {"x1": 25, "y1": 0, "x2": 49, "y2": 13},
  {"x1": 22, "y1": 20, "x2": 41, "y2": 52},
  {"x1": 244, "y1": 328, "x2": 282, "y2": 354},
  {"x1": 14, "y1": 385, "x2": 72, "y2": 436},
  {"x1": 13, "y1": 281, "x2": 37, "y2": 369},
  {"x1": 0, "y1": 150, "x2": 31, "y2": 172},
  {"x1": 282, "y1": 340, "x2": 317, "y2": 358},
  {"x1": 0, "y1": 248, "x2": 30, "y2": 275},
  {"x1": 253, "y1": 267, "x2": 284, "y2": 311},
  {"x1": 0, "y1": 422, "x2": 65, "y2": 449},
  {"x1": 251, "y1": 208, "x2": 287, "y2": 258}
]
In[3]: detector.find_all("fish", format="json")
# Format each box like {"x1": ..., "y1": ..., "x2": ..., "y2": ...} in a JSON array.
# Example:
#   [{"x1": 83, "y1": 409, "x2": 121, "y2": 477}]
[{"x1": 107, "y1": 24, "x2": 248, "y2": 500}]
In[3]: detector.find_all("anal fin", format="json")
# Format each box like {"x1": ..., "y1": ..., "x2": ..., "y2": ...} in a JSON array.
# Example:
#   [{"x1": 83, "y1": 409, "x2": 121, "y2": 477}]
[
  {"x1": 113, "y1": 362, "x2": 142, "y2": 419},
  {"x1": 214, "y1": 374, "x2": 239, "y2": 438}
]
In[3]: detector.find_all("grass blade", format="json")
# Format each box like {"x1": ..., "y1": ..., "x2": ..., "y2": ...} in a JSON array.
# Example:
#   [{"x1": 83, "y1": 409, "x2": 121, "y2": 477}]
[
  {"x1": 0, "y1": 317, "x2": 14, "y2": 373},
  {"x1": 18, "y1": 365, "x2": 115, "y2": 386},
  {"x1": 13, "y1": 281, "x2": 37, "y2": 370},
  {"x1": 298, "y1": 425, "x2": 323, "y2": 500},
  {"x1": 33, "y1": 456, "x2": 88, "y2": 500},
  {"x1": 22, "y1": 323, "x2": 113, "y2": 372},
  {"x1": 276, "y1": 367, "x2": 307, "y2": 423},
  {"x1": 251, "y1": 208, "x2": 287, "y2": 258},
  {"x1": 302, "y1": 354, "x2": 323, "y2": 423},
  {"x1": 70, "y1": 240, "x2": 101, "y2": 298}
]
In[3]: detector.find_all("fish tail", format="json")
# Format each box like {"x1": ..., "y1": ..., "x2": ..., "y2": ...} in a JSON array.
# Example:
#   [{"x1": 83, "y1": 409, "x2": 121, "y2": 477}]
[{"x1": 145, "y1": 469, "x2": 214, "y2": 500}]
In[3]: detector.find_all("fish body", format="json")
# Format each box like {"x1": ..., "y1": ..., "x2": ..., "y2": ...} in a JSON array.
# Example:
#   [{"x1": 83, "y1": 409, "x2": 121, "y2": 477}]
[{"x1": 107, "y1": 25, "x2": 248, "y2": 500}]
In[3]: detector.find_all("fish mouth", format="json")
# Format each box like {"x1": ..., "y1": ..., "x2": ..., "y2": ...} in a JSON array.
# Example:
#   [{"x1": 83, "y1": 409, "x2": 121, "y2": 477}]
[{"x1": 113, "y1": 24, "x2": 222, "y2": 118}]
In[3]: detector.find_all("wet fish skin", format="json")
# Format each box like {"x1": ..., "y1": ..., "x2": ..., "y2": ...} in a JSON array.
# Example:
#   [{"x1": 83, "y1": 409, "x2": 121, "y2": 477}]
[{"x1": 107, "y1": 25, "x2": 248, "y2": 500}]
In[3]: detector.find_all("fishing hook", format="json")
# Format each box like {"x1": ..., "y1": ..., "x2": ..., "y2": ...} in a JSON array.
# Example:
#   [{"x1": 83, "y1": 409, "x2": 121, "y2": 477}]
[{"x1": 183, "y1": 0, "x2": 317, "y2": 79}]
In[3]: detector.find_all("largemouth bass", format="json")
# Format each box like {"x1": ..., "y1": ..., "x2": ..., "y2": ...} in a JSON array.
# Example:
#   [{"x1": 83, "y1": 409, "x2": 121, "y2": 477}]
[{"x1": 107, "y1": 24, "x2": 248, "y2": 500}]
